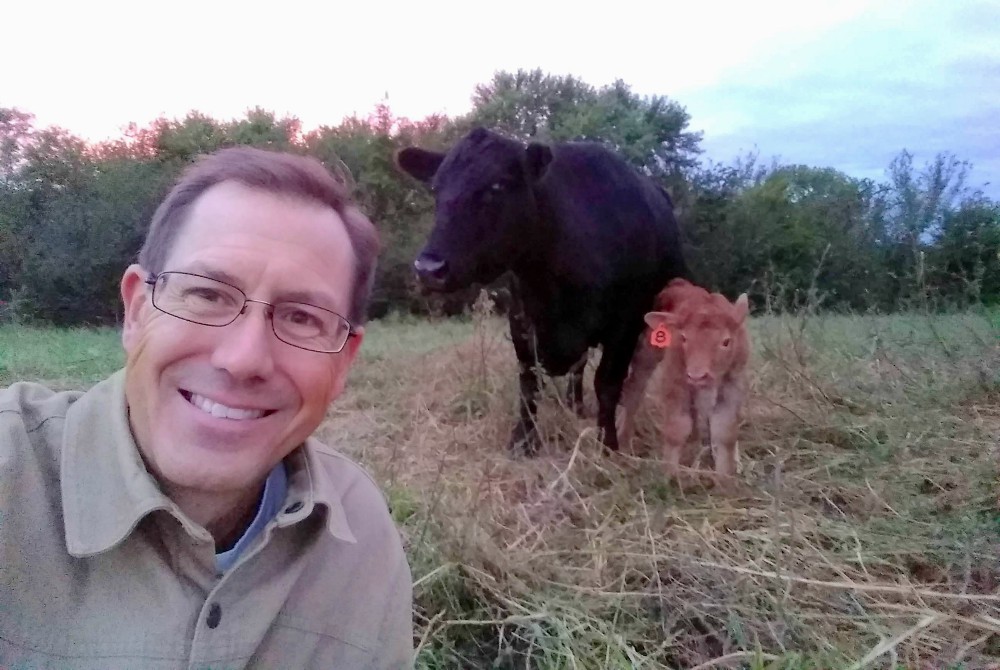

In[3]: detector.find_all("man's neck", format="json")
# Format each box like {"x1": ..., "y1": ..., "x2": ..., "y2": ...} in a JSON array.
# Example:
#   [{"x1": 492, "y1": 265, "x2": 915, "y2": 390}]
[{"x1": 166, "y1": 484, "x2": 265, "y2": 552}]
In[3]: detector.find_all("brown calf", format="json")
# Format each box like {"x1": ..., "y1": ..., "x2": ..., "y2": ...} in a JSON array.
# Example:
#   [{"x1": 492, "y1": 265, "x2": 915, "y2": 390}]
[{"x1": 618, "y1": 279, "x2": 750, "y2": 486}]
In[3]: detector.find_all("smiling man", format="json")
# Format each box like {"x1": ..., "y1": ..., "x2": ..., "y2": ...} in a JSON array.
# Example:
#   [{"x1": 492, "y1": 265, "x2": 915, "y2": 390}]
[{"x1": 0, "y1": 148, "x2": 414, "y2": 668}]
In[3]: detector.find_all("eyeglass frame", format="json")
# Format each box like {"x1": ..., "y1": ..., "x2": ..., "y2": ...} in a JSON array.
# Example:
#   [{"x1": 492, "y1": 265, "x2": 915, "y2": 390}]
[{"x1": 144, "y1": 270, "x2": 358, "y2": 354}]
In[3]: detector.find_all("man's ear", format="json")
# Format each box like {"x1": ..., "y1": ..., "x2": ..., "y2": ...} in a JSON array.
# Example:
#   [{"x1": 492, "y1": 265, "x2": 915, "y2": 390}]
[
  {"x1": 327, "y1": 325, "x2": 365, "y2": 398},
  {"x1": 394, "y1": 148, "x2": 445, "y2": 184},
  {"x1": 525, "y1": 142, "x2": 553, "y2": 183},
  {"x1": 343, "y1": 326, "x2": 364, "y2": 363},
  {"x1": 121, "y1": 264, "x2": 150, "y2": 353}
]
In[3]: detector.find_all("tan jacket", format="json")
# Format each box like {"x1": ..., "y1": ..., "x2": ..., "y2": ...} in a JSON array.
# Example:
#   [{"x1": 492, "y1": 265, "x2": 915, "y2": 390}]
[{"x1": 0, "y1": 371, "x2": 413, "y2": 669}]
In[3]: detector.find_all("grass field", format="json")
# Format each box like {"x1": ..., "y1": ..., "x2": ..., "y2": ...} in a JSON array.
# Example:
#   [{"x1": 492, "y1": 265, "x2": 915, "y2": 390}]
[{"x1": 2, "y1": 306, "x2": 998, "y2": 669}]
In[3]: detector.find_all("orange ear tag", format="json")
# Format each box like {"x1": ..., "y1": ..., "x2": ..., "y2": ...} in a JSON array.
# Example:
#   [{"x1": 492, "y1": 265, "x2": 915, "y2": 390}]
[{"x1": 649, "y1": 324, "x2": 672, "y2": 348}]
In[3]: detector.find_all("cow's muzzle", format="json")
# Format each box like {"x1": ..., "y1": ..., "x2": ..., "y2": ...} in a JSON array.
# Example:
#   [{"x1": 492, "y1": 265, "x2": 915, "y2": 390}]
[{"x1": 414, "y1": 254, "x2": 450, "y2": 291}]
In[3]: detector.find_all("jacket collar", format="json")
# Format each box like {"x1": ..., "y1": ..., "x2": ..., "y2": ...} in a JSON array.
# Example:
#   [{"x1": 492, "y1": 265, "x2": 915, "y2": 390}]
[{"x1": 61, "y1": 369, "x2": 355, "y2": 557}]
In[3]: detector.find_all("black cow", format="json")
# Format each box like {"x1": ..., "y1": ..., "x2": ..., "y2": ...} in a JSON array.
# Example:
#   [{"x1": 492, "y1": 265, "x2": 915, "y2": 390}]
[{"x1": 396, "y1": 127, "x2": 688, "y2": 453}]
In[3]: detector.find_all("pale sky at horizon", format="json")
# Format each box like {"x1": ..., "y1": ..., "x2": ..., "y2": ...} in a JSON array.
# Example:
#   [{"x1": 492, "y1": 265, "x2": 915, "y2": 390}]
[{"x1": 5, "y1": 0, "x2": 998, "y2": 197}]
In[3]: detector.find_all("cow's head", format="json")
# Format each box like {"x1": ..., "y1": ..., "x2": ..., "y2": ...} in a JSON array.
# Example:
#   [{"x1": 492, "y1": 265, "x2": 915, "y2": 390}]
[
  {"x1": 645, "y1": 283, "x2": 750, "y2": 388},
  {"x1": 395, "y1": 127, "x2": 552, "y2": 292}
]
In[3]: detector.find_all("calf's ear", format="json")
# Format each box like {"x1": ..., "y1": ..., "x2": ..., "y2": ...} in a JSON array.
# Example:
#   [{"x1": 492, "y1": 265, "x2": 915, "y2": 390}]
[
  {"x1": 525, "y1": 142, "x2": 553, "y2": 182},
  {"x1": 395, "y1": 148, "x2": 445, "y2": 184},
  {"x1": 644, "y1": 311, "x2": 676, "y2": 329},
  {"x1": 734, "y1": 294, "x2": 750, "y2": 322}
]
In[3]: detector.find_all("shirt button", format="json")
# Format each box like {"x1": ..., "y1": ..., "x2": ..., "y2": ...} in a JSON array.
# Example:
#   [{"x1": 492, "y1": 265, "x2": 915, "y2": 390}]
[
  {"x1": 284, "y1": 501, "x2": 303, "y2": 514},
  {"x1": 207, "y1": 603, "x2": 222, "y2": 629}
]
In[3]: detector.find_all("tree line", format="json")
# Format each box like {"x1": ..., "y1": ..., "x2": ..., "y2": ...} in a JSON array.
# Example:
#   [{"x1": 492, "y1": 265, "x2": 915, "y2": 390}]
[{"x1": 1, "y1": 69, "x2": 997, "y2": 326}]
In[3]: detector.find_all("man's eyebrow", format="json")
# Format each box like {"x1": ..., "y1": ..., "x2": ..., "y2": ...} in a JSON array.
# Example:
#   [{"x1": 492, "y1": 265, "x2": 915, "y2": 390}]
[
  {"x1": 179, "y1": 262, "x2": 344, "y2": 313},
  {"x1": 181, "y1": 263, "x2": 243, "y2": 288},
  {"x1": 279, "y1": 289, "x2": 344, "y2": 313}
]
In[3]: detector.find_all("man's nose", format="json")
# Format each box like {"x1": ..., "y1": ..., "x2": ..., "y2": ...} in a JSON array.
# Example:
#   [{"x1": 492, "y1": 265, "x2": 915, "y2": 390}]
[{"x1": 210, "y1": 304, "x2": 277, "y2": 380}]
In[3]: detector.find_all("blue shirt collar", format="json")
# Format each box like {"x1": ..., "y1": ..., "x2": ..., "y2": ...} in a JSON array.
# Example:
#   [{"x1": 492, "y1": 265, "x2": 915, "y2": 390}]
[{"x1": 215, "y1": 461, "x2": 288, "y2": 573}]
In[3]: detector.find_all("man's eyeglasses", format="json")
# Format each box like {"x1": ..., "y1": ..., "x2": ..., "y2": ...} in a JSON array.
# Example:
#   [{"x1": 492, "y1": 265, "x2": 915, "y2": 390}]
[{"x1": 145, "y1": 271, "x2": 356, "y2": 354}]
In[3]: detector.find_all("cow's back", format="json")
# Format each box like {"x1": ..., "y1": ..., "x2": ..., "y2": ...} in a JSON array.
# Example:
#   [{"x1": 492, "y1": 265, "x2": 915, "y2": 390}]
[{"x1": 528, "y1": 143, "x2": 686, "y2": 292}]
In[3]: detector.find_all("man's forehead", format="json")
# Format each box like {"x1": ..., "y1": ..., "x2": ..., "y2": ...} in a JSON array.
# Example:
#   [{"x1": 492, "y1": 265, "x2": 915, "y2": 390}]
[
  {"x1": 176, "y1": 260, "x2": 346, "y2": 312},
  {"x1": 163, "y1": 182, "x2": 356, "y2": 313}
]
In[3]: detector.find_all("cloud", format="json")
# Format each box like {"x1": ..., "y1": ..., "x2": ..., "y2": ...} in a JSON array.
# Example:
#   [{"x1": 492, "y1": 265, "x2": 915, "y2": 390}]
[
  {"x1": 5, "y1": 0, "x2": 996, "y2": 200},
  {"x1": 684, "y1": 0, "x2": 1000, "y2": 197}
]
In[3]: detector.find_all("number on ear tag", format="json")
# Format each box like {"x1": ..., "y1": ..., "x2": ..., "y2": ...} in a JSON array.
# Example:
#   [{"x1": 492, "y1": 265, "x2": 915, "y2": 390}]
[{"x1": 650, "y1": 324, "x2": 671, "y2": 348}]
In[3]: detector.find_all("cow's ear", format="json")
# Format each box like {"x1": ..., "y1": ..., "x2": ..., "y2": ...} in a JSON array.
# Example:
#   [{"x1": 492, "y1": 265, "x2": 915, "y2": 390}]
[
  {"x1": 525, "y1": 142, "x2": 553, "y2": 182},
  {"x1": 734, "y1": 293, "x2": 750, "y2": 323},
  {"x1": 395, "y1": 148, "x2": 445, "y2": 184}
]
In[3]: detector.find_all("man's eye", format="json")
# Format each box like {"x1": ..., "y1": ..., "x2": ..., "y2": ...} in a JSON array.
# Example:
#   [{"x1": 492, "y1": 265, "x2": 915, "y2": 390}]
[
  {"x1": 185, "y1": 288, "x2": 229, "y2": 304},
  {"x1": 287, "y1": 310, "x2": 320, "y2": 327},
  {"x1": 278, "y1": 308, "x2": 326, "y2": 333}
]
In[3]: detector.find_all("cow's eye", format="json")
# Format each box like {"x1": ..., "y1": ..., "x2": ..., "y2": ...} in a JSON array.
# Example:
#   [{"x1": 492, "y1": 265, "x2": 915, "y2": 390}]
[{"x1": 721, "y1": 337, "x2": 731, "y2": 348}]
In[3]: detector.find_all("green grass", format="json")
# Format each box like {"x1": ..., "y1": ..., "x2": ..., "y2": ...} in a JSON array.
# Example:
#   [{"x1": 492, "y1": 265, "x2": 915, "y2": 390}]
[
  {"x1": 4, "y1": 308, "x2": 999, "y2": 668},
  {"x1": 0, "y1": 325, "x2": 124, "y2": 389}
]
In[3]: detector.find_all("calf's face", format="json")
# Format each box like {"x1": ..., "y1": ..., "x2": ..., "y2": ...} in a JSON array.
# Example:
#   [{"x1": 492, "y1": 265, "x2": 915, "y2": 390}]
[
  {"x1": 645, "y1": 293, "x2": 749, "y2": 387},
  {"x1": 396, "y1": 128, "x2": 551, "y2": 292}
]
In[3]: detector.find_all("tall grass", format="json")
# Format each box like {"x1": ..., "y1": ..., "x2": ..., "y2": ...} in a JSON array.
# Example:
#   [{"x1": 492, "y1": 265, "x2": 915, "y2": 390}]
[{"x1": 3, "y1": 306, "x2": 998, "y2": 668}]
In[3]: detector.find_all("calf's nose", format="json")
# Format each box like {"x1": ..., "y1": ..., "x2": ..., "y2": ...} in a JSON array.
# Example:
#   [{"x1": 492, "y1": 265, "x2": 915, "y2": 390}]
[{"x1": 687, "y1": 371, "x2": 711, "y2": 385}]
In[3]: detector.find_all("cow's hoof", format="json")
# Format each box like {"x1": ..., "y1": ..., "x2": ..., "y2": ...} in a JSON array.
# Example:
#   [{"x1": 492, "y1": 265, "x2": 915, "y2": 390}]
[
  {"x1": 508, "y1": 425, "x2": 540, "y2": 456},
  {"x1": 599, "y1": 428, "x2": 620, "y2": 453}
]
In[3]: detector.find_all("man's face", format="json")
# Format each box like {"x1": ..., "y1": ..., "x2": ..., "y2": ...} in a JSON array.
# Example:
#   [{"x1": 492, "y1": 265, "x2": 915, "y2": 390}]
[{"x1": 120, "y1": 181, "x2": 363, "y2": 499}]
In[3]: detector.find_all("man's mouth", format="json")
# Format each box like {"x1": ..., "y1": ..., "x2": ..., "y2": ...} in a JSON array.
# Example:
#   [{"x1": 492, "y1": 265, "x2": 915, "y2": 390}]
[{"x1": 179, "y1": 390, "x2": 275, "y2": 421}]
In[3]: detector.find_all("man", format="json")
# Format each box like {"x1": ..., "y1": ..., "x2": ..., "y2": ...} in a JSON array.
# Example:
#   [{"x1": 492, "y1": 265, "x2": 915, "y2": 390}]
[{"x1": 0, "y1": 147, "x2": 414, "y2": 668}]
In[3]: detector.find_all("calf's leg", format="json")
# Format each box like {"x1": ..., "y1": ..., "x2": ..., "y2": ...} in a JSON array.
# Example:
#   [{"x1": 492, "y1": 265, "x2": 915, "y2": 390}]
[
  {"x1": 709, "y1": 377, "x2": 747, "y2": 488},
  {"x1": 661, "y1": 397, "x2": 693, "y2": 480}
]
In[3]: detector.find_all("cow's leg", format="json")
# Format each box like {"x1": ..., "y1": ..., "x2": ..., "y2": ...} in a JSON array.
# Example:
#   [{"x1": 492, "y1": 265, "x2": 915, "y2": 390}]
[
  {"x1": 564, "y1": 356, "x2": 587, "y2": 418},
  {"x1": 507, "y1": 297, "x2": 541, "y2": 455},
  {"x1": 616, "y1": 334, "x2": 664, "y2": 451},
  {"x1": 594, "y1": 337, "x2": 639, "y2": 452}
]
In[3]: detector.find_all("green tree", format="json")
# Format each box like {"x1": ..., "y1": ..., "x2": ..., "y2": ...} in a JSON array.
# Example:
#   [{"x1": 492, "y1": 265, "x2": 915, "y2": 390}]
[
  {"x1": 0, "y1": 107, "x2": 34, "y2": 183},
  {"x1": 304, "y1": 104, "x2": 461, "y2": 316},
  {"x1": 684, "y1": 160, "x2": 890, "y2": 311},
  {"x1": 929, "y1": 198, "x2": 1000, "y2": 305},
  {"x1": 468, "y1": 69, "x2": 701, "y2": 186},
  {"x1": 877, "y1": 150, "x2": 974, "y2": 305},
  {"x1": 16, "y1": 155, "x2": 170, "y2": 324},
  {"x1": 152, "y1": 112, "x2": 229, "y2": 164},
  {"x1": 0, "y1": 108, "x2": 37, "y2": 298},
  {"x1": 225, "y1": 107, "x2": 301, "y2": 150}
]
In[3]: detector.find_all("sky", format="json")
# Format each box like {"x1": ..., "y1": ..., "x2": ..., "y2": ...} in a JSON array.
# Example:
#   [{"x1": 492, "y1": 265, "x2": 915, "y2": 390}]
[{"x1": 5, "y1": 0, "x2": 998, "y2": 198}]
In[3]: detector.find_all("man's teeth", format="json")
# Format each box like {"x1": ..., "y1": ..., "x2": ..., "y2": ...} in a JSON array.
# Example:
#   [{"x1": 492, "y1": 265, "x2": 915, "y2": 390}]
[{"x1": 189, "y1": 393, "x2": 266, "y2": 420}]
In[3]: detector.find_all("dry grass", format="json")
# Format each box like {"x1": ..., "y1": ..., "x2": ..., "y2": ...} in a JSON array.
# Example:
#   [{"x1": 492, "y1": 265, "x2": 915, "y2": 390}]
[
  {"x1": 6, "y1": 304, "x2": 997, "y2": 669},
  {"x1": 323, "y1": 304, "x2": 1000, "y2": 669}
]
